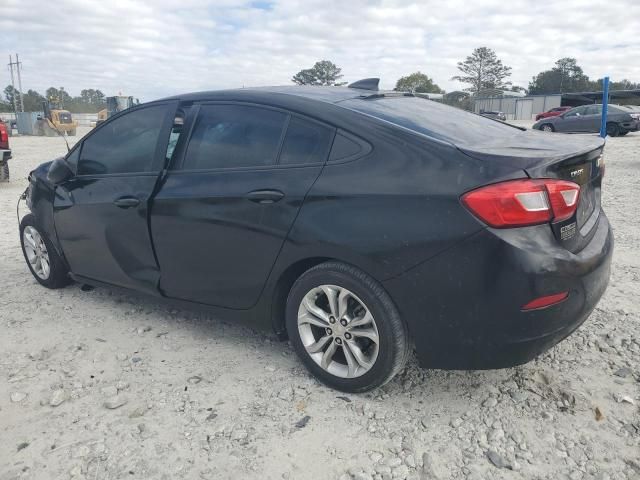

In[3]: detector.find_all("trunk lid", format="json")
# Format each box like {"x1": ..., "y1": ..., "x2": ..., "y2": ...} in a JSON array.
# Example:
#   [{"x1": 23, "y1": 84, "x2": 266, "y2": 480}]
[{"x1": 458, "y1": 130, "x2": 605, "y2": 252}]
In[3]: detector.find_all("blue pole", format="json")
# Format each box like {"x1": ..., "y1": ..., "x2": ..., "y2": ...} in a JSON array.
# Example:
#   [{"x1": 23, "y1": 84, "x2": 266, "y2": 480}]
[{"x1": 600, "y1": 76, "x2": 610, "y2": 138}]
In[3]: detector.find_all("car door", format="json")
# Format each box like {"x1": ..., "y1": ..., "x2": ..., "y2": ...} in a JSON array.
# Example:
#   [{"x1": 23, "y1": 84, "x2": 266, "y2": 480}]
[
  {"x1": 53, "y1": 102, "x2": 177, "y2": 294},
  {"x1": 582, "y1": 105, "x2": 602, "y2": 132},
  {"x1": 151, "y1": 102, "x2": 336, "y2": 309},
  {"x1": 556, "y1": 106, "x2": 587, "y2": 132}
]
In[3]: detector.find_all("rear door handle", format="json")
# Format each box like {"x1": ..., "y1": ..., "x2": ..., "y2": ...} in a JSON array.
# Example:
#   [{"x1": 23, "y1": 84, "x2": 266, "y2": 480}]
[
  {"x1": 113, "y1": 196, "x2": 140, "y2": 208},
  {"x1": 246, "y1": 189, "x2": 285, "y2": 204}
]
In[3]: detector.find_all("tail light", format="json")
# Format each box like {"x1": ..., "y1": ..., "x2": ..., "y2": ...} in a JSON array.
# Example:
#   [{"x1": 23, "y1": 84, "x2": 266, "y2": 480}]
[
  {"x1": 0, "y1": 126, "x2": 7, "y2": 143},
  {"x1": 462, "y1": 179, "x2": 580, "y2": 228}
]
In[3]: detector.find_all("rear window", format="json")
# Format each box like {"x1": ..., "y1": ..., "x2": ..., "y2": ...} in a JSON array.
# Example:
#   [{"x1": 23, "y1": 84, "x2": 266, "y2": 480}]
[{"x1": 341, "y1": 96, "x2": 519, "y2": 145}]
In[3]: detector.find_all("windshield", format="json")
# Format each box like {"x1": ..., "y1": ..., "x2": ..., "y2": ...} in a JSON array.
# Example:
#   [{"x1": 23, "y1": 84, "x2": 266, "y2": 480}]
[{"x1": 341, "y1": 96, "x2": 520, "y2": 146}]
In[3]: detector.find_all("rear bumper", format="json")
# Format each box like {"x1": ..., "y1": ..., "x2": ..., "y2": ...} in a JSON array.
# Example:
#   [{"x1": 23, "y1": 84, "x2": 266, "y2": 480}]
[
  {"x1": 1, "y1": 149, "x2": 11, "y2": 162},
  {"x1": 383, "y1": 211, "x2": 613, "y2": 369}
]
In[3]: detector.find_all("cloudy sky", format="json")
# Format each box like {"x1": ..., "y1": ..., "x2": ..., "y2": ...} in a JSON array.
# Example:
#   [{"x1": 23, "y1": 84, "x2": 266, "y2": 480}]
[{"x1": 1, "y1": 0, "x2": 639, "y2": 101}]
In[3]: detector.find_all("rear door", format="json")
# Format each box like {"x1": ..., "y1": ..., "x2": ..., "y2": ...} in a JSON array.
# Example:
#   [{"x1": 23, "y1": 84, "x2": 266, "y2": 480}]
[
  {"x1": 151, "y1": 102, "x2": 336, "y2": 309},
  {"x1": 582, "y1": 105, "x2": 602, "y2": 132},
  {"x1": 53, "y1": 102, "x2": 176, "y2": 293}
]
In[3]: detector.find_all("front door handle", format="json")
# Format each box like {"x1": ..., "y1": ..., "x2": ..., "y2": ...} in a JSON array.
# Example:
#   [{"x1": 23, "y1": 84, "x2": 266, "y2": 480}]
[
  {"x1": 246, "y1": 189, "x2": 285, "y2": 204},
  {"x1": 113, "y1": 196, "x2": 140, "y2": 208}
]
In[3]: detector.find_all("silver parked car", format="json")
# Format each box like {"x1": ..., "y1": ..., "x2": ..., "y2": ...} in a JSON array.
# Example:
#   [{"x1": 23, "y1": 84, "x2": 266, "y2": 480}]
[
  {"x1": 533, "y1": 104, "x2": 640, "y2": 136},
  {"x1": 479, "y1": 110, "x2": 506, "y2": 121}
]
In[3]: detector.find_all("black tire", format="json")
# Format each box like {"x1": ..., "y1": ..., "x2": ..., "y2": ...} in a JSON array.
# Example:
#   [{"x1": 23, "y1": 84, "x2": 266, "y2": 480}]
[
  {"x1": 606, "y1": 122, "x2": 620, "y2": 137},
  {"x1": 540, "y1": 123, "x2": 555, "y2": 132},
  {"x1": 618, "y1": 131, "x2": 629, "y2": 136},
  {"x1": 286, "y1": 261, "x2": 409, "y2": 392},
  {"x1": 0, "y1": 162, "x2": 8, "y2": 182},
  {"x1": 19, "y1": 214, "x2": 71, "y2": 289}
]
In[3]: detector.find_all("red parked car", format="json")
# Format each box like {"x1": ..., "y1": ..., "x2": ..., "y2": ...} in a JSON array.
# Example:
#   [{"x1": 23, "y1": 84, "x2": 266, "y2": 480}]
[
  {"x1": 535, "y1": 106, "x2": 572, "y2": 121},
  {"x1": 0, "y1": 119, "x2": 11, "y2": 181}
]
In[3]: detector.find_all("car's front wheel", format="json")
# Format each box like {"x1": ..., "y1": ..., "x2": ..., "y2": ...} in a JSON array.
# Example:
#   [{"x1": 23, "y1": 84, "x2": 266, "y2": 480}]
[
  {"x1": 286, "y1": 261, "x2": 409, "y2": 392},
  {"x1": 20, "y1": 214, "x2": 71, "y2": 289},
  {"x1": 541, "y1": 123, "x2": 555, "y2": 132}
]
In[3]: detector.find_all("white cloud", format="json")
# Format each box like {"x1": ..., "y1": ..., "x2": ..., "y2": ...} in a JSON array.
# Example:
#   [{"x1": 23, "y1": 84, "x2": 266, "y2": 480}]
[{"x1": 0, "y1": 0, "x2": 638, "y2": 101}]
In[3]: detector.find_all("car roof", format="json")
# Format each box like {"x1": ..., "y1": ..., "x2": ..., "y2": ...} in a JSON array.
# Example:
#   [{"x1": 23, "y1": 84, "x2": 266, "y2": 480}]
[{"x1": 162, "y1": 85, "x2": 377, "y2": 105}]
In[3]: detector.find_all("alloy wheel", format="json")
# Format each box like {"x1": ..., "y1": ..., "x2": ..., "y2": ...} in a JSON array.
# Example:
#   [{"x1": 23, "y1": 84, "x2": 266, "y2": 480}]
[
  {"x1": 23, "y1": 226, "x2": 50, "y2": 280},
  {"x1": 297, "y1": 285, "x2": 379, "y2": 378}
]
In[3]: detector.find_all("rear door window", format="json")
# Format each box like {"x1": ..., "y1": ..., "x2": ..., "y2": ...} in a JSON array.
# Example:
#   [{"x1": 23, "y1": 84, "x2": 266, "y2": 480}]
[
  {"x1": 278, "y1": 116, "x2": 334, "y2": 165},
  {"x1": 183, "y1": 104, "x2": 287, "y2": 170}
]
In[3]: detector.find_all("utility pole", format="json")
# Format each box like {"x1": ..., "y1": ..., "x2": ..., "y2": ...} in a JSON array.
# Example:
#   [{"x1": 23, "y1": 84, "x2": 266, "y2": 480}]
[
  {"x1": 16, "y1": 54, "x2": 24, "y2": 112},
  {"x1": 7, "y1": 54, "x2": 24, "y2": 112}
]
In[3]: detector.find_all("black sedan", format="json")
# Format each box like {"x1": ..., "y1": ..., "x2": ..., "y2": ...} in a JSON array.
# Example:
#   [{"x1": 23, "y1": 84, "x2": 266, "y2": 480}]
[
  {"x1": 19, "y1": 79, "x2": 613, "y2": 392},
  {"x1": 533, "y1": 104, "x2": 640, "y2": 136}
]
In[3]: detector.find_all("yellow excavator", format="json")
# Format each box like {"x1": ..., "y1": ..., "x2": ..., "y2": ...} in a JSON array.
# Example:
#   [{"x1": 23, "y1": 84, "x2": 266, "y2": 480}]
[
  {"x1": 96, "y1": 95, "x2": 136, "y2": 125},
  {"x1": 36, "y1": 101, "x2": 78, "y2": 136}
]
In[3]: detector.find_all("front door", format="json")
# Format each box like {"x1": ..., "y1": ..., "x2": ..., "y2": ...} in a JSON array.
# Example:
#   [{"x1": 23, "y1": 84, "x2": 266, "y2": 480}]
[
  {"x1": 557, "y1": 106, "x2": 587, "y2": 132},
  {"x1": 53, "y1": 102, "x2": 176, "y2": 294},
  {"x1": 151, "y1": 103, "x2": 336, "y2": 309}
]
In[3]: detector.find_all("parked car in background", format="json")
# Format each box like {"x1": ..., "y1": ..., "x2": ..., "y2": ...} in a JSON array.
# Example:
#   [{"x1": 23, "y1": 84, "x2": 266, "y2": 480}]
[
  {"x1": 0, "y1": 119, "x2": 11, "y2": 181},
  {"x1": 535, "y1": 106, "x2": 572, "y2": 121},
  {"x1": 19, "y1": 82, "x2": 612, "y2": 392},
  {"x1": 479, "y1": 110, "x2": 506, "y2": 121},
  {"x1": 533, "y1": 104, "x2": 640, "y2": 136}
]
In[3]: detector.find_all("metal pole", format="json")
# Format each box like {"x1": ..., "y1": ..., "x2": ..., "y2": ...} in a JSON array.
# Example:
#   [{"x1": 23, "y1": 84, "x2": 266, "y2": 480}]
[
  {"x1": 16, "y1": 54, "x2": 24, "y2": 112},
  {"x1": 599, "y1": 76, "x2": 610, "y2": 138},
  {"x1": 8, "y1": 55, "x2": 18, "y2": 114}
]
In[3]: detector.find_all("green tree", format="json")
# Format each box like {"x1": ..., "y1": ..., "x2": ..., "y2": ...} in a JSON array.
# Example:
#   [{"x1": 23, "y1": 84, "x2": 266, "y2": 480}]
[
  {"x1": 22, "y1": 89, "x2": 46, "y2": 111},
  {"x1": 4, "y1": 85, "x2": 17, "y2": 108},
  {"x1": 292, "y1": 60, "x2": 346, "y2": 86},
  {"x1": 45, "y1": 87, "x2": 72, "y2": 108},
  {"x1": 528, "y1": 58, "x2": 592, "y2": 94},
  {"x1": 592, "y1": 78, "x2": 640, "y2": 91},
  {"x1": 451, "y1": 47, "x2": 512, "y2": 95},
  {"x1": 394, "y1": 72, "x2": 444, "y2": 93},
  {"x1": 509, "y1": 85, "x2": 528, "y2": 94}
]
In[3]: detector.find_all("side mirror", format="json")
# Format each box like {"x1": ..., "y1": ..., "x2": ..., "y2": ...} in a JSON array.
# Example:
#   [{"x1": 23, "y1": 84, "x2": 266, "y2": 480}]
[{"x1": 47, "y1": 157, "x2": 74, "y2": 185}]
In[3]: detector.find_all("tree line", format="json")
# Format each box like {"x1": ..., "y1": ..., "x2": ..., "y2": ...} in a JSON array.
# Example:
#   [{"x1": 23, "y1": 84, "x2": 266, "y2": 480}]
[
  {"x1": 292, "y1": 49, "x2": 640, "y2": 97},
  {"x1": 2, "y1": 49, "x2": 638, "y2": 114},
  {"x1": 0, "y1": 86, "x2": 107, "y2": 113}
]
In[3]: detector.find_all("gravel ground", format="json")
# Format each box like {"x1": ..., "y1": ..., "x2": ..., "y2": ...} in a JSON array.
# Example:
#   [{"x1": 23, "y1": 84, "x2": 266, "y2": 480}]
[{"x1": 1, "y1": 127, "x2": 638, "y2": 480}]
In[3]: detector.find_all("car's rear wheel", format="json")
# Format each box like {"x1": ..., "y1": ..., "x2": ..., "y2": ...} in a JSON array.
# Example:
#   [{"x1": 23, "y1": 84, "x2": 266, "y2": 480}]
[
  {"x1": 606, "y1": 122, "x2": 620, "y2": 137},
  {"x1": 541, "y1": 123, "x2": 554, "y2": 132},
  {"x1": 286, "y1": 261, "x2": 409, "y2": 392},
  {"x1": 20, "y1": 214, "x2": 71, "y2": 289}
]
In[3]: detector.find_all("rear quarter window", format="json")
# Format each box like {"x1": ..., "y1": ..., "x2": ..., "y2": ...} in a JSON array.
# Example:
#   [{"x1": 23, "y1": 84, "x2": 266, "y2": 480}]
[
  {"x1": 341, "y1": 97, "x2": 520, "y2": 146},
  {"x1": 278, "y1": 116, "x2": 334, "y2": 165}
]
